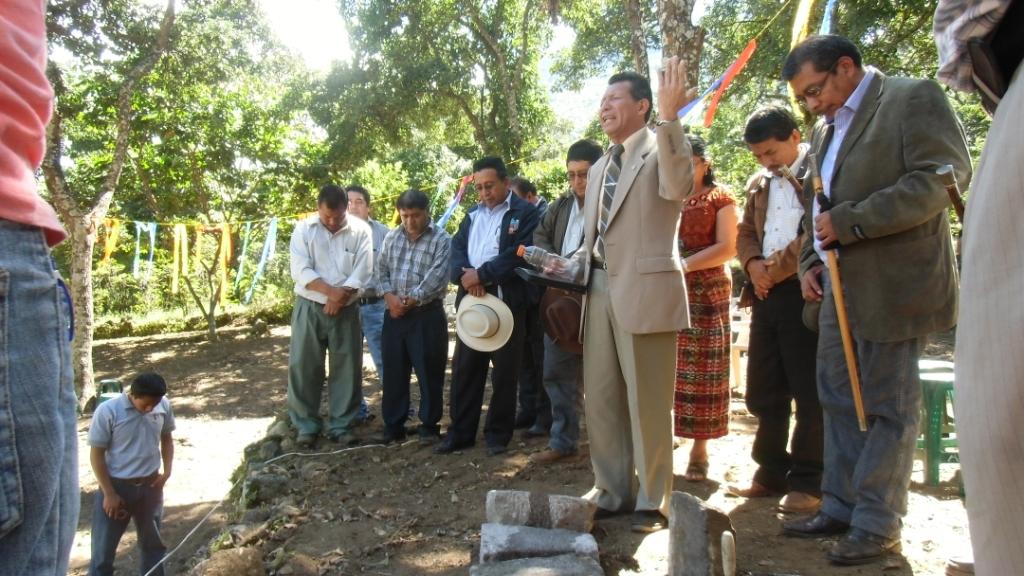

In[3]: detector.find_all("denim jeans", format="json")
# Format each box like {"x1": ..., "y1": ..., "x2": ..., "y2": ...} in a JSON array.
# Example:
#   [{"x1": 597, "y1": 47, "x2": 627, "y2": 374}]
[
  {"x1": 88, "y1": 479, "x2": 166, "y2": 576},
  {"x1": 0, "y1": 221, "x2": 78, "y2": 576},
  {"x1": 817, "y1": 274, "x2": 921, "y2": 539},
  {"x1": 542, "y1": 335, "x2": 582, "y2": 454},
  {"x1": 359, "y1": 299, "x2": 386, "y2": 417}
]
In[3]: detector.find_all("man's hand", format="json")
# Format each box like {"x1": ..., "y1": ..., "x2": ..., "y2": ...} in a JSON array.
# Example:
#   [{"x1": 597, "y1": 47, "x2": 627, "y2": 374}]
[
  {"x1": 323, "y1": 300, "x2": 341, "y2": 316},
  {"x1": 150, "y1": 472, "x2": 170, "y2": 490},
  {"x1": 657, "y1": 56, "x2": 697, "y2": 122},
  {"x1": 384, "y1": 293, "x2": 406, "y2": 319},
  {"x1": 746, "y1": 259, "x2": 775, "y2": 300},
  {"x1": 461, "y1": 267, "x2": 481, "y2": 291},
  {"x1": 467, "y1": 284, "x2": 486, "y2": 297},
  {"x1": 801, "y1": 263, "x2": 825, "y2": 302},
  {"x1": 102, "y1": 490, "x2": 126, "y2": 520},
  {"x1": 814, "y1": 212, "x2": 837, "y2": 247}
]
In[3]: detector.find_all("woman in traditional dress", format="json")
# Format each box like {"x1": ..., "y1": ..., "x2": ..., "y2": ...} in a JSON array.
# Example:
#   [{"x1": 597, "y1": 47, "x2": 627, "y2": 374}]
[{"x1": 674, "y1": 134, "x2": 739, "y2": 481}]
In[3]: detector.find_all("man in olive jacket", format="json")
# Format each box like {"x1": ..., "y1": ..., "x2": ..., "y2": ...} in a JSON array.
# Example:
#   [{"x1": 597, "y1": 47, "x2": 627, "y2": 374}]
[{"x1": 780, "y1": 35, "x2": 971, "y2": 566}]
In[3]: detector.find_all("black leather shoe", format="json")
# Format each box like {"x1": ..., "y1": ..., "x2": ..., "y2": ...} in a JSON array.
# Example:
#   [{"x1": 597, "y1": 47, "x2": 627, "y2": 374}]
[
  {"x1": 434, "y1": 439, "x2": 471, "y2": 454},
  {"x1": 486, "y1": 444, "x2": 509, "y2": 456},
  {"x1": 827, "y1": 528, "x2": 901, "y2": 565},
  {"x1": 782, "y1": 512, "x2": 849, "y2": 538},
  {"x1": 514, "y1": 412, "x2": 536, "y2": 429},
  {"x1": 630, "y1": 510, "x2": 668, "y2": 533}
]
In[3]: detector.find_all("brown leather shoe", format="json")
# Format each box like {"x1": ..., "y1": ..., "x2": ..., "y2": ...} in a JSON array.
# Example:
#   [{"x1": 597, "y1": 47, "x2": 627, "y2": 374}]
[
  {"x1": 529, "y1": 448, "x2": 572, "y2": 464},
  {"x1": 727, "y1": 481, "x2": 782, "y2": 498},
  {"x1": 778, "y1": 491, "x2": 822, "y2": 513}
]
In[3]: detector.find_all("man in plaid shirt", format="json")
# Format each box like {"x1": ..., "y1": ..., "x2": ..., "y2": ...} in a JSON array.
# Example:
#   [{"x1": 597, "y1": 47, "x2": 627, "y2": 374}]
[{"x1": 374, "y1": 189, "x2": 452, "y2": 444}]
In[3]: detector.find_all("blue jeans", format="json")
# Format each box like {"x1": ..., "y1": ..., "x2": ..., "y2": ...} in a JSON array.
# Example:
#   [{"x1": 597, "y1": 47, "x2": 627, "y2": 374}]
[
  {"x1": 817, "y1": 274, "x2": 921, "y2": 539},
  {"x1": 0, "y1": 221, "x2": 78, "y2": 576},
  {"x1": 359, "y1": 299, "x2": 385, "y2": 417},
  {"x1": 88, "y1": 478, "x2": 165, "y2": 576},
  {"x1": 542, "y1": 334, "x2": 582, "y2": 453}
]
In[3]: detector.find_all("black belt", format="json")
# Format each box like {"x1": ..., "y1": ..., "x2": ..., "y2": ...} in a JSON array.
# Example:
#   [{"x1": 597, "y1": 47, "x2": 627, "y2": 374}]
[
  {"x1": 403, "y1": 299, "x2": 443, "y2": 315},
  {"x1": 359, "y1": 296, "x2": 383, "y2": 305}
]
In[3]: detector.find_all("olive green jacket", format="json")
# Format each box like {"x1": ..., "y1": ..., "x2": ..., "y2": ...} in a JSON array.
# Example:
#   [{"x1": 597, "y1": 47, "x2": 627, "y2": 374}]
[{"x1": 799, "y1": 71, "x2": 972, "y2": 342}]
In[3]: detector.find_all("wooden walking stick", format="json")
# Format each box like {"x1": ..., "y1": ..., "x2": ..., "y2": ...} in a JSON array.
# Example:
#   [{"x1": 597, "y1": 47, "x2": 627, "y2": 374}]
[
  {"x1": 805, "y1": 155, "x2": 868, "y2": 432},
  {"x1": 937, "y1": 164, "x2": 966, "y2": 222}
]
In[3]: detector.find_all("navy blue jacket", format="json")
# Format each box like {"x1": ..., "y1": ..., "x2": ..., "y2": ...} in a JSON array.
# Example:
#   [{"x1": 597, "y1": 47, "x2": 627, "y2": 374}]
[{"x1": 450, "y1": 192, "x2": 540, "y2": 311}]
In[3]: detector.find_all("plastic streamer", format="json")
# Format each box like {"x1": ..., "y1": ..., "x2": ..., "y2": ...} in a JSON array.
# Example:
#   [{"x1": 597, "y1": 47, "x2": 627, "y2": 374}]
[
  {"x1": 703, "y1": 39, "x2": 759, "y2": 128},
  {"x1": 234, "y1": 221, "x2": 252, "y2": 290},
  {"x1": 245, "y1": 218, "x2": 278, "y2": 304},
  {"x1": 172, "y1": 224, "x2": 189, "y2": 294},
  {"x1": 435, "y1": 174, "x2": 474, "y2": 228},
  {"x1": 102, "y1": 219, "x2": 123, "y2": 263},
  {"x1": 217, "y1": 223, "x2": 232, "y2": 305},
  {"x1": 819, "y1": 0, "x2": 838, "y2": 34},
  {"x1": 132, "y1": 221, "x2": 158, "y2": 281}
]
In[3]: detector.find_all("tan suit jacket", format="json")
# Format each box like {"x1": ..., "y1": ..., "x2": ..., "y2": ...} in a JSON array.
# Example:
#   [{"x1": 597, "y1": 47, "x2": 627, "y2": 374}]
[{"x1": 581, "y1": 121, "x2": 694, "y2": 334}]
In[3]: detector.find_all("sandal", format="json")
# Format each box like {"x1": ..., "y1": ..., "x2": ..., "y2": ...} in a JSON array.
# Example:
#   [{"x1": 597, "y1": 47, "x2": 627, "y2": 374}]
[{"x1": 684, "y1": 460, "x2": 709, "y2": 482}]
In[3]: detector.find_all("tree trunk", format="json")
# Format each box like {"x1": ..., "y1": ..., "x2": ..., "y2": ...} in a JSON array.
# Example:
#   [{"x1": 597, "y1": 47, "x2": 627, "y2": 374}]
[
  {"x1": 42, "y1": 0, "x2": 176, "y2": 409},
  {"x1": 624, "y1": 0, "x2": 650, "y2": 78},
  {"x1": 657, "y1": 0, "x2": 703, "y2": 92},
  {"x1": 68, "y1": 216, "x2": 99, "y2": 405}
]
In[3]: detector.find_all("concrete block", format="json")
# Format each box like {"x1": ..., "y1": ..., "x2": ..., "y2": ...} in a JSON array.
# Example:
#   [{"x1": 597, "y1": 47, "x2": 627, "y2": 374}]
[
  {"x1": 469, "y1": 554, "x2": 604, "y2": 576},
  {"x1": 479, "y1": 523, "x2": 598, "y2": 564},
  {"x1": 486, "y1": 490, "x2": 597, "y2": 532},
  {"x1": 669, "y1": 491, "x2": 735, "y2": 576}
]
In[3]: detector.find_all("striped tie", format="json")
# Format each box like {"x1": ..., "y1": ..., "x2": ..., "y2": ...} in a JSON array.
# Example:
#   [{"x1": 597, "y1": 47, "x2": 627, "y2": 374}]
[{"x1": 596, "y1": 144, "x2": 624, "y2": 262}]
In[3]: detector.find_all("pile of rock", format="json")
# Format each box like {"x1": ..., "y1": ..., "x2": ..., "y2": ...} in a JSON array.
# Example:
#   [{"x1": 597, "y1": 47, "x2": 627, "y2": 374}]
[{"x1": 471, "y1": 490, "x2": 603, "y2": 575}]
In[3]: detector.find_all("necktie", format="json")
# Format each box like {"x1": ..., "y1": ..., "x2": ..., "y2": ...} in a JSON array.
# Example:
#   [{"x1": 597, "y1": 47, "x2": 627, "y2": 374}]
[{"x1": 596, "y1": 144, "x2": 624, "y2": 261}]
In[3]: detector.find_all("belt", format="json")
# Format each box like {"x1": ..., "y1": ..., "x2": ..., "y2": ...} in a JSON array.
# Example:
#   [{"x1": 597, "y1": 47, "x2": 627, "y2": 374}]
[
  {"x1": 402, "y1": 299, "x2": 444, "y2": 315},
  {"x1": 112, "y1": 472, "x2": 159, "y2": 486},
  {"x1": 359, "y1": 296, "x2": 383, "y2": 305}
]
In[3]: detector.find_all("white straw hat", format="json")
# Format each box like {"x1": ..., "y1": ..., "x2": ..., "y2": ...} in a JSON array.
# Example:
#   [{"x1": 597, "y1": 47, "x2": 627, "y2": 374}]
[{"x1": 455, "y1": 293, "x2": 514, "y2": 352}]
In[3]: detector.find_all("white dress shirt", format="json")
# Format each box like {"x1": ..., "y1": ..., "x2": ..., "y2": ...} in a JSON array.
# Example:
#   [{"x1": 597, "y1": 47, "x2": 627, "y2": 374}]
[
  {"x1": 289, "y1": 214, "x2": 373, "y2": 304},
  {"x1": 561, "y1": 197, "x2": 585, "y2": 257},
  {"x1": 467, "y1": 192, "x2": 511, "y2": 268},
  {"x1": 762, "y1": 144, "x2": 809, "y2": 258}
]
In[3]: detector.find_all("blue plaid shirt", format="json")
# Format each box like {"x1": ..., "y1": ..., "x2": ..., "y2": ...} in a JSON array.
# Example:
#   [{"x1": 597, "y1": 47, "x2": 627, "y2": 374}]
[{"x1": 376, "y1": 223, "x2": 451, "y2": 305}]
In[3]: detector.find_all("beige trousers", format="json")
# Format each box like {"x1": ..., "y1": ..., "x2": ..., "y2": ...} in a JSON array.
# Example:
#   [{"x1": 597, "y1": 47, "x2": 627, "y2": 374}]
[
  {"x1": 956, "y1": 65, "x2": 1024, "y2": 576},
  {"x1": 582, "y1": 269, "x2": 676, "y2": 516}
]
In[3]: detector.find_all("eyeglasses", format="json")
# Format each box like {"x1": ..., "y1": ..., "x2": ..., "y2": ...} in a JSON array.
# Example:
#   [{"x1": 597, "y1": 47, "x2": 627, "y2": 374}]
[
  {"x1": 795, "y1": 61, "x2": 839, "y2": 108},
  {"x1": 566, "y1": 170, "x2": 589, "y2": 181}
]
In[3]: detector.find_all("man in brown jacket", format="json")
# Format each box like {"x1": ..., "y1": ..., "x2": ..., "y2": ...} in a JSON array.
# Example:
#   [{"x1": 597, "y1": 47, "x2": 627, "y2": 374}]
[{"x1": 732, "y1": 106, "x2": 822, "y2": 515}]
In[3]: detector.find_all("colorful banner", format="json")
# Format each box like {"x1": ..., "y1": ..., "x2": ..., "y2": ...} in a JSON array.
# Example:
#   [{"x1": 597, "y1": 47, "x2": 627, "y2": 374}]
[
  {"x1": 435, "y1": 174, "x2": 474, "y2": 228},
  {"x1": 703, "y1": 39, "x2": 758, "y2": 128}
]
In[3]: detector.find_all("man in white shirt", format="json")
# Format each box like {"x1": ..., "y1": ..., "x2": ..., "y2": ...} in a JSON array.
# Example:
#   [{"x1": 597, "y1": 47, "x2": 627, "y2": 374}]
[
  {"x1": 732, "y1": 106, "x2": 822, "y2": 514},
  {"x1": 438, "y1": 157, "x2": 540, "y2": 456},
  {"x1": 529, "y1": 139, "x2": 603, "y2": 463},
  {"x1": 288, "y1": 184, "x2": 374, "y2": 447}
]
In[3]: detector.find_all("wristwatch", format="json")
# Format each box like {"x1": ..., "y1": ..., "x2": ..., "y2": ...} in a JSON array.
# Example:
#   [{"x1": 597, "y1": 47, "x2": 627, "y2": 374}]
[{"x1": 655, "y1": 118, "x2": 678, "y2": 126}]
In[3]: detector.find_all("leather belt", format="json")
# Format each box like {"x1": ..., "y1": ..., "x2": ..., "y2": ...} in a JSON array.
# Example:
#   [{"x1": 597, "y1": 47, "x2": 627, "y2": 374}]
[{"x1": 359, "y1": 296, "x2": 382, "y2": 305}]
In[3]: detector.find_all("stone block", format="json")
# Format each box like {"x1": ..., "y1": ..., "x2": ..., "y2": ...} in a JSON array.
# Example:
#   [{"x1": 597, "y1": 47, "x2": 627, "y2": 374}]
[
  {"x1": 469, "y1": 554, "x2": 604, "y2": 576},
  {"x1": 669, "y1": 491, "x2": 735, "y2": 576},
  {"x1": 486, "y1": 490, "x2": 597, "y2": 532},
  {"x1": 479, "y1": 523, "x2": 598, "y2": 564}
]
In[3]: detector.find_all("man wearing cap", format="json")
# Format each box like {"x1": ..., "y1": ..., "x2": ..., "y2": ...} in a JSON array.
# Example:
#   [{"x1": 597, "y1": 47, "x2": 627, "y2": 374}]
[
  {"x1": 287, "y1": 184, "x2": 374, "y2": 448},
  {"x1": 375, "y1": 189, "x2": 451, "y2": 445},
  {"x1": 529, "y1": 139, "x2": 603, "y2": 464},
  {"x1": 346, "y1": 185, "x2": 391, "y2": 422},
  {"x1": 580, "y1": 59, "x2": 695, "y2": 533},
  {"x1": 439, "y1": 156, "x2": 540, "y2": 456},
  {"x1": 730, "y1": 106, "x2": 822, "y2": 514},
  {"x1": 781, "y1": 35, "x2": 970, "y2": 565}
]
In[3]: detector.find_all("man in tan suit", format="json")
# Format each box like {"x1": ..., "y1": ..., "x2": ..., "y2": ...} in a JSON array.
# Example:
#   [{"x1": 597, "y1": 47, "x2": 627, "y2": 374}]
[{"x1": 580, "y1": 58, "x2": 694, "y2": 533}]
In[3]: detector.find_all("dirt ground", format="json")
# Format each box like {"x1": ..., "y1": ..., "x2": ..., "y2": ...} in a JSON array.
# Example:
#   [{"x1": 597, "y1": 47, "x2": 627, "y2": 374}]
[{"x1": 69, "y1": 324, "x2": 969, "y2": 575}]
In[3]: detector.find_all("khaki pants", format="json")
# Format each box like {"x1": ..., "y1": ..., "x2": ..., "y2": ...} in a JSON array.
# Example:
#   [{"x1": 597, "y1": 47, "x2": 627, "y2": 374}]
[{"x1": 582, "y1": 269, "x2": 676, "y2": 516}]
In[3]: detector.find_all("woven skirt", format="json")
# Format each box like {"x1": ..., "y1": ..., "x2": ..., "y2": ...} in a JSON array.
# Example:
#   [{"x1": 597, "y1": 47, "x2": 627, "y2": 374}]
[{"x1": 674, "y1": 265, "x2": 732, "y2": 439}]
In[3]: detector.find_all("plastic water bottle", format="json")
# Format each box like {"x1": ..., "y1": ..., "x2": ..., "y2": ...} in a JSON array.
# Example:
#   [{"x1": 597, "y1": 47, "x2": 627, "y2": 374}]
[{"x1": 517, "y1": 245, "x2": 582, "y2": 283}]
